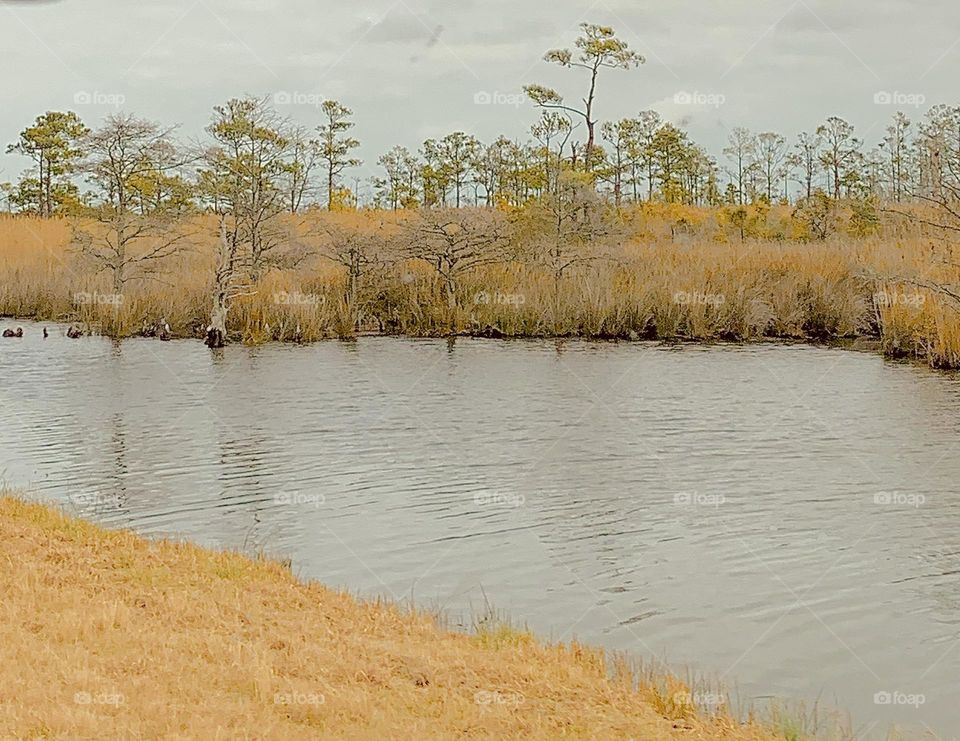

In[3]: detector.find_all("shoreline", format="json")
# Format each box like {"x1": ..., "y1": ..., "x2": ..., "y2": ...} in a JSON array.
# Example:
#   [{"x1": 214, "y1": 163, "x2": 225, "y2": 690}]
[
  {"x1": 0, "y1": 493, "x2": 806, "y2": 739},
  {"x1": 0, "y1": 312, "x2": 884, "y2": 347},
  {"x1": 0, "y1": 315, "x2": 924, "y2": 371}
]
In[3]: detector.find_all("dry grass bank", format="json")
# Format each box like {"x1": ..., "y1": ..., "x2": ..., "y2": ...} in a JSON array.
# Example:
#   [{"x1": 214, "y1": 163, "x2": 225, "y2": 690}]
[
  {"x1": 1, "y1": 208, "x2": 958, "y2": 366},
  {"x1": 0, "y1": 495, "x2": 798, "y2": 740}
]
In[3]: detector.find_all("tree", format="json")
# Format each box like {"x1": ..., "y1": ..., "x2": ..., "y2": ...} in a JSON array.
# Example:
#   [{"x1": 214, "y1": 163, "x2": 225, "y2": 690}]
[
  {"x1": 531, "y1": 112, "x2": 574, "y2": 197},
  {"x1": 0, "y1": 182, "x2": 14, "y2": 212},
  {"x1": 881, "y1": 112, "x2": 912, "y2": 203},
  {"x1": 755, "y1": 132, "x2": 787, "y2": 202},
  {"x1": 681, "y1": 145, "x2": 720, "y2": 205},
  {"x1": 817, "y1": 116, "x2": 861, "y2": 199},
  {"x1": 916, "y1": 105, "x2": 960, "y2": 200},
  {"x1": 633, "y1": 110, "x2": 662, "y2": 201},
  {"x1": 6, "y1": 111, "x2": 88, "y2": 217},
  {"x1": 284, "y1": 126, "x2": 321, "y2": 213},
  {"x1": 198, "y1": 97, "x2": 292, "y2": 346},
  {"x1": 723, "y1": 128, "x2": 755, "y2": 205},
  {"x1": 793, "y1": 191, "x2": 837, "y2": 240},
  {"x1": 399, "y1": 208, "x2": 513, "y2": 321},
  {"x1": 525, "y1": 23, "x2": 643, "y2": 172},
  {"x1": 520, "y1": 172, "x2": 617, "y2": 282},
  {"x1": 471, "y1": 136, "x2": 512, "y2": 207},
  {"x1": 600, "y1": 119, "x2": 638, "y2": 206},
  {"x1": 650, "y1": 123, "x2": 691, "y2": 202},
  {"x1": 790, "y1": 131, "x2": 822, "y2": 200},
  {"x1": 74, "y1": 114, "x2": 194, "y2": 302},
  {"x1": 317, "y1": 100, "x2": 361, "y2": 210},
  {"x1": 376, "y1": 145, "x2": 420, "y2": 209},
  {"x1": 312, "y1": 217, "x2": 387, "y2": 328},
  {"x1": 127, "y1": 134, "x2": 195, "y2": 216},
  {"x1": 423, "y1": 132, "x2": 481, "y2": 208}
]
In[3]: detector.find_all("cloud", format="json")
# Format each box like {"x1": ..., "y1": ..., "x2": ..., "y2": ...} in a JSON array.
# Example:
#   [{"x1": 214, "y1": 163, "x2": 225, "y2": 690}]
[{"x1": 2, "y1": 0, "x2": 960, "y2": 189}]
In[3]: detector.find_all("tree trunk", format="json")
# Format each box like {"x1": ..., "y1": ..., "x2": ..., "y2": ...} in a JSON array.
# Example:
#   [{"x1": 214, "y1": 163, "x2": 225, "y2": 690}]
[
  {"x1": 206, "y1": 295, "x2": 227, "y2": 348},
  {"x1": 206, "y1": 218, "x2": 232, "y2": 348}
]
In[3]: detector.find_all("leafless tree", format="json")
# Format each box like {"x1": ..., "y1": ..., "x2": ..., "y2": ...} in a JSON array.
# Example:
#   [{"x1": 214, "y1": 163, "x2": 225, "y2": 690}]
[
  {"x1": 310, "y1": 217, "x2": 388, "y2": 327},
  {"x1": 75, "y1": 114, "x2": 195, "y2": 297},
  {"x1": 399, "y1": 208, "x2": 514, "y2": 316}
]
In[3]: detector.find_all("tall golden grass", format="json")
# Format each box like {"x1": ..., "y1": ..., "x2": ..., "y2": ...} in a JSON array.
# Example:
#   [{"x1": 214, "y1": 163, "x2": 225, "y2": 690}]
[
  {"x1": 1, "y1": 207, "x2": 958, "y2": 367},
  {"x1": 0, "y1": 493, "x2": 813, "y2": 740}
]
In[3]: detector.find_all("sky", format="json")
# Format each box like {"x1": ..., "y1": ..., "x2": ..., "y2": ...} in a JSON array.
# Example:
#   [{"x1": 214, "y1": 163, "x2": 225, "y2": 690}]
[{"x1": 2, "y1": 0, "x2": 959, "y2": 198}]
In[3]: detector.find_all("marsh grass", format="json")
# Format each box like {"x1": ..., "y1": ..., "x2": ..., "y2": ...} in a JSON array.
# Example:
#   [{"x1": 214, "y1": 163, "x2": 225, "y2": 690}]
[
  {"x1": 2, "y1": 208, "x2": 959, "y2": 366},
  {"x1": 1, "y1": 492, "x2": 801, "y2": 739}
]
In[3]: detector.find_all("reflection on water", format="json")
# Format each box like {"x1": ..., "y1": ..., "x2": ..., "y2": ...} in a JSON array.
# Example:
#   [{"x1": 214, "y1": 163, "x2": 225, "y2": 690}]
[{"x1": 3, "y1": 322, "x2": 960, "y2": 738}]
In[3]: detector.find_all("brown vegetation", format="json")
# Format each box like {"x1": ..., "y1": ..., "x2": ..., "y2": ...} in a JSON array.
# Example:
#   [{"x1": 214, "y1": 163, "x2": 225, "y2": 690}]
[
  {"x1": 0, "y1": 494, "x2": 789, "y2": 740},
  {"x1": 1, "y1": 203, "x2": 959, "y2": 366}
]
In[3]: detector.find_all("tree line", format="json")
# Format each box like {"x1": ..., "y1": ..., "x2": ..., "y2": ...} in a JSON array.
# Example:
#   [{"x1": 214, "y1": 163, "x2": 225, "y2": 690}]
[
  {"x1": 4, "y1": 24, "x2": 960, "y2": 218},
  {"x1": 3, "y1": 23, "x2": 960, "y2": 346}
]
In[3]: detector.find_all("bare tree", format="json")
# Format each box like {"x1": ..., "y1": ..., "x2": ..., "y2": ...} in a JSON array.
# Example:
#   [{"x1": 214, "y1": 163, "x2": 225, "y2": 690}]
[
  {"x1": 285, "y1": 125, "x2": 321, "y2": 213},
  {"x1": 522, "y1": 172, "x2": 618, "y2": 282},
  {"x1": 399, "y1": 208, "x2": 514, "y2": 323},
  {"x1": 75, "y1": 114, "x2": 195, "y2": 300},
  {"x1": 206, "y1": 216, "x2": 255, "y2": 348},
  {"x1": 311, "y1": 217, "x2": 387, "y2": 326}
]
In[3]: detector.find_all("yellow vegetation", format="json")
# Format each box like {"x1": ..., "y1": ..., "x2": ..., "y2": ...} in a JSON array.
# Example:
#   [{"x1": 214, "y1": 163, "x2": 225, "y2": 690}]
[
  {"x1": 1, "y1": 206, "x2": 958, "y2": 366},
  {"x1": 0, "y1": 494, "x2": 787, "y2": 740}
]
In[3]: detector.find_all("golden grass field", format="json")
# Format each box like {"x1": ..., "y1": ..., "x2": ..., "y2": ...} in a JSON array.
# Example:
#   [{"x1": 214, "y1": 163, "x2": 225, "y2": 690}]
[
  {"x1": 0, "y1": 494, "x2": 806, "y2": 740},
  {"x1": 1, "y1": 205, "x2": 958, "y2": 366}
]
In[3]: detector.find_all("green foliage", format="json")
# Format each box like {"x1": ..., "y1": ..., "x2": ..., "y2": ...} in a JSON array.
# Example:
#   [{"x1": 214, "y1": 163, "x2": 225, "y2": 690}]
[
  {"x1": 317, "y1": 100, "x2": 361, "y2": 210},
  {"x1": 6, "y1": 110, "x2": 89, "y2": 216}
]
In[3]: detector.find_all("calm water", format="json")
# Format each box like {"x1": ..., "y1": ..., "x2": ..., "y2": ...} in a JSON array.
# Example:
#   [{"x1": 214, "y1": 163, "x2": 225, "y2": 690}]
[{"x1": 2, "y1": 321, "x2": 960, "y2": 738}]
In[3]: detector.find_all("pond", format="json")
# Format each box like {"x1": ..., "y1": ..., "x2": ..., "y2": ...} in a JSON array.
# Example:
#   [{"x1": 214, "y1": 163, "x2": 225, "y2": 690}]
[{"x1": 2, "y1": 321, "x2": 958, "y2": 738}]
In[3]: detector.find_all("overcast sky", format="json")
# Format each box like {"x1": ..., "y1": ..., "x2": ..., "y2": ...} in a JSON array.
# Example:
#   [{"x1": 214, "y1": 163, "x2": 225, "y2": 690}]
[{"x1": 2, "y1": 0, "x2": 959, "y2": 195}]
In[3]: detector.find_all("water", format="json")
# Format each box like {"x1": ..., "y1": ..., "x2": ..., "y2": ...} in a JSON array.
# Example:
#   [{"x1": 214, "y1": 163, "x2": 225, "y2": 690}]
[{"x1": 2, "y1": 320, "x2": 959, "y2": 738}]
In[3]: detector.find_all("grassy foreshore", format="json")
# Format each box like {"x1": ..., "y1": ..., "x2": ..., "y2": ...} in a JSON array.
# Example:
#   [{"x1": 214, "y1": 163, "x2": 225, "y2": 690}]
[{"x1": 0, "y1": 494, "x2": 805, "y2": 740}]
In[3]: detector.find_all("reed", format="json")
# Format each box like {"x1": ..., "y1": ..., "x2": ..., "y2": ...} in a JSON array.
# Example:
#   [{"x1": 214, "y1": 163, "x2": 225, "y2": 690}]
[{"x1": 1, "y1": 208, "x2": 958, "y2": 367}]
